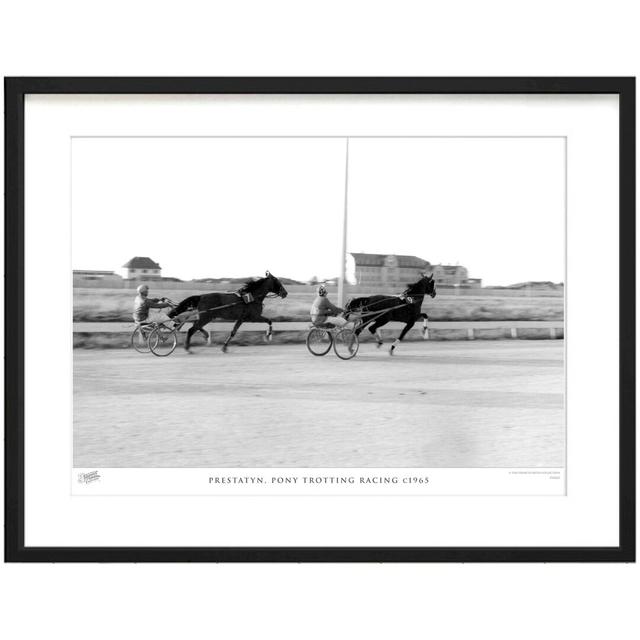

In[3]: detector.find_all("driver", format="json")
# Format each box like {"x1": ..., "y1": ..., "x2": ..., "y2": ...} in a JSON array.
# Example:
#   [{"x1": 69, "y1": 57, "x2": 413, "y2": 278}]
[
  {"x1": 132, "y1": 284, "x2": 173, "y2": 324},
  {"x1": 310, "y1": 284, "x2": 347, "y2": 327}
]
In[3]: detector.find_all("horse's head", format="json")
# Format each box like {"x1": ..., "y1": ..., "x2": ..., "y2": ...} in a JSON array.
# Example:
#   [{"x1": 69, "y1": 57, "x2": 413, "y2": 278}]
[
  {"x1": 405, "y1": 273, "x2": 437, "y2": 299},
  {"x1": 264, "y1": 270, "x2": 288, "y2": 298}
]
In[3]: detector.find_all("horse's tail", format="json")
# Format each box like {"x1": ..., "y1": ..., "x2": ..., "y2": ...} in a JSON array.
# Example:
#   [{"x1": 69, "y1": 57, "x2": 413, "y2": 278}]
[
  {"x1": 343, "y1": 296, "x2": 366, "y2": 319},
  {"x1": 343, "y1": 297, "x2": 359, "y2": 315},
  {"x1": 168, "y1": 295, "x2": 201, "y2": 318}
]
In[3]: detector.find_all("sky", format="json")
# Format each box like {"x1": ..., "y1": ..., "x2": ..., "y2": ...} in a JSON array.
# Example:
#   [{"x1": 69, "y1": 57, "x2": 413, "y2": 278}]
[{"x1": 72, "y1": 136, "x2": 565, "y2": 286}]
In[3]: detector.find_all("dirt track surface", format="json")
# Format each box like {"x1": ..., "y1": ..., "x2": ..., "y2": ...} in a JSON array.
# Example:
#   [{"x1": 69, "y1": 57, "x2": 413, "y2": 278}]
[{"x1": 74, "y1": 340, "x2": 564, "y2": 468}]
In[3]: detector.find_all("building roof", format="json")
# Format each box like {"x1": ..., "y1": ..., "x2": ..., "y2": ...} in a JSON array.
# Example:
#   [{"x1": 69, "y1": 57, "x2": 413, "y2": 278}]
[
  {"x1": 122, "y1": 256, "x2": 161, "y2": 269},
  {"x1": 350, "y1": 253, "x2": 430, "y2": 269}
]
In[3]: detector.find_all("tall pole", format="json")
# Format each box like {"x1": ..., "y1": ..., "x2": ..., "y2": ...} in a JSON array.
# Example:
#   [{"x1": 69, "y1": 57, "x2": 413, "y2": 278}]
[{"x1": 338, "y1": 137, "x2": 349, "y2": 307}]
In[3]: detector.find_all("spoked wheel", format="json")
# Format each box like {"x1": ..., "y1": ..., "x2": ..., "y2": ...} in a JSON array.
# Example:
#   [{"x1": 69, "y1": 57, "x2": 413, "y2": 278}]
[
  {"x1": 306, "y1": 327, "x2": 333, "y2": 356},
  {"x1": 148, "y1": 325, "x2": 178, "y2": 357},
  {"x1": 333, "y1": 328, "x2": 359, "y2": 360},
  {"x1": 131, "y1": 325, "x2": 153, "y2": 353}
]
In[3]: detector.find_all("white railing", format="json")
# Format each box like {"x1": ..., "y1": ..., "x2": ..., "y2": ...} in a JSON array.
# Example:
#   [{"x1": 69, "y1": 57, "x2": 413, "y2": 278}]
[{"x1": 74, "y1": 320, "x2": 564, "y2": 340}]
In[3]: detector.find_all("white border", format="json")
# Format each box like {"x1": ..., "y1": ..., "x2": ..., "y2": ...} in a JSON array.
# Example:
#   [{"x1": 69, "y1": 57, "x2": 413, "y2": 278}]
[
  {"x1": 73, "y1": 468, "x2": 565, "y2": 496},
  {"x1": 24, "y1": 94, "x2": 619, "y2": 547}
]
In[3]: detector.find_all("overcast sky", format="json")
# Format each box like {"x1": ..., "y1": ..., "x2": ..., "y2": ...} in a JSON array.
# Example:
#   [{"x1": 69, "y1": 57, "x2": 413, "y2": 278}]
[{"x1": 72, "y1": 137, "x2": 565, "y2": 286}]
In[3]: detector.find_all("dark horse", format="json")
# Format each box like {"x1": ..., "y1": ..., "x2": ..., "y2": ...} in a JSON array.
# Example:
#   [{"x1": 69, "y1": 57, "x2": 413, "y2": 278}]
[
  {"x1": 168, "y1": 271, "x2": 288, "y2": 353},
  {"x1": 344, "y1": 273, "x2": 436, "y2": 355}
]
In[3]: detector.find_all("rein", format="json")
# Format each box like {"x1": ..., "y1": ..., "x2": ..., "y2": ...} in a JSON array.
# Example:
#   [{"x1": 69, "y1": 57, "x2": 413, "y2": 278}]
[
  {"x1": 350, "y1": 294, "x2": 419, "y2": 313},
  {"x1": 346, "y1": 298, "x2": 416, "y2": 323}
]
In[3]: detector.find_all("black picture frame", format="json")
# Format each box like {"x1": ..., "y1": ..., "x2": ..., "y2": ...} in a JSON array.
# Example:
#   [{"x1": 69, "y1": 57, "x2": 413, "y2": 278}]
[{"x1": 4, "y1": 77, "x2": 635, "y2": 563}]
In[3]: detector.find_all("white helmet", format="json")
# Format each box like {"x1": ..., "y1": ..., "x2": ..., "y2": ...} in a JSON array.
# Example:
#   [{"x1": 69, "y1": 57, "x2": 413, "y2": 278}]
[
  {"x1": 317, "y1": 284, "x2": 327, "y2": 296},
  {"x1": 137, "y1": 284, "x2": 149, "y2": 295}
]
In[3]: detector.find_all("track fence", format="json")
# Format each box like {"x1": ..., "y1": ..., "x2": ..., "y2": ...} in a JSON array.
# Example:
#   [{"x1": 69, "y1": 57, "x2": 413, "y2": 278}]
[{"x1": 74, "y1": 320, "x2": 564, "y2": 340}]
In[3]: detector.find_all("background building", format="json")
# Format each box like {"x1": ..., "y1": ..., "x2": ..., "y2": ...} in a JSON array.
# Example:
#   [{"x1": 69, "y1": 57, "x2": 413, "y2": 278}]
[
  {"x1": 73, "y1": 269, "x2": 123, "y2": 287},
  {"x1": 432, "y1": 264, "x2": 480, "y2": 288},
  {"x1": 350, "y1": 253, "x2": 431, "y2": 288},
  {"x1": 122, "y1": 256, "x2": 162, "y2": 281},
  {"x1": 350, "y1": 253, "x2": 481, "y2": 289}
]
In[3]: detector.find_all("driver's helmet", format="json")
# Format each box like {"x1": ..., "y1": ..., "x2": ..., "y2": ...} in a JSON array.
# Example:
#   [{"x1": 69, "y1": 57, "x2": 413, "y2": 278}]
[
  {"x1": 137, "y1": 284, "x2": 149, "y2": 295},
  {"x1": 317, "y1": 284, "x2": 327, "y2": 296}
]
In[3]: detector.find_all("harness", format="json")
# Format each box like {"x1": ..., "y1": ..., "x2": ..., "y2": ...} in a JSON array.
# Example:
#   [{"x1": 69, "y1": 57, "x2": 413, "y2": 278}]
[{"x1": 346, "y1": 295, "x2": 418, "y2": 326}]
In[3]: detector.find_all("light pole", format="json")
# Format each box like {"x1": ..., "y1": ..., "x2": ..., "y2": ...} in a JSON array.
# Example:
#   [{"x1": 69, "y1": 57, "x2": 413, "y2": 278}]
[{"x1": 338, "y1": 137, "x2": 349, "y2": 307}]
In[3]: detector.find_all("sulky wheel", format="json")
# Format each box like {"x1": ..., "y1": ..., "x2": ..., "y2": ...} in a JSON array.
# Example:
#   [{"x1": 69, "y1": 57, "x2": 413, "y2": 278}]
[
  {"x1": 333, "y1": 328, "x2": 359, "y2": 360},
  {"x1": 306, "y1": 327, "x2": 333, "y2": 356},
  {"x1": 148, "y1": 325, "x2": 178, "y2": 357},
  {"x1": 131, "y1": 324, "x2": 152, "y2": 353}
]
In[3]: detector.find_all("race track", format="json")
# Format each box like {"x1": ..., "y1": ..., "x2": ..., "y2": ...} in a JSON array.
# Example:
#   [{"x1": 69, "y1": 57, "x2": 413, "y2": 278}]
[{"x1": 73, "y1": 340, "x2": 565, "y2": 468}]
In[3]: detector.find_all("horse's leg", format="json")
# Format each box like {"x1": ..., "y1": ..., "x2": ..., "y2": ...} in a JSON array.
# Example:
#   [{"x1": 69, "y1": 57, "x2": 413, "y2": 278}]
[
  {"x1": 390, "y1": 319, "x2": 415, "y2": 355},
  {"x1": 419, "y1": 312, "x2": 429, "y2": 338},
  {"x1": 222, "y1": 319, "x2": 243, "y2": 352},
  {"x1": 368, "y1": 319, "x2": 388, "y2": 348},
  {"x1": 255, "y1": 315, "x2": 273, "y2": 343},
  {"x1": 185, "y1": 323, "x2": 199, "y2": 353},
  {"x1": 354, "y1": 319, "x2": 369, "y2": 337},
  {"x1": 199, "y1": 326, "x2": 211, "y2": 346}
]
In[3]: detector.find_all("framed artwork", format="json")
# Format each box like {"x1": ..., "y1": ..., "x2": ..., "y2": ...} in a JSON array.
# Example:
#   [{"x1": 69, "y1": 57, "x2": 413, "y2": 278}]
[{"x1": 4, "y1": 77, "x2": 635, "y2": 562}]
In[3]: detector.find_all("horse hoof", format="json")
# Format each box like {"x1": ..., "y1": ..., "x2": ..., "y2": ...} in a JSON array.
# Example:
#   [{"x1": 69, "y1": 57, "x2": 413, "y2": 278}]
[
  {"x1": 389, "y1": 347, "x2": 395, "y2": 356},
  {"x1": 221, "y1": 345, "x2": 228, "y2": 353},
  {"x1": 376, "y1": 342, "x2": 383, "y2": 349},
  {"x1": 206, "y1": 338, "x2": 212, "y2": 346}
]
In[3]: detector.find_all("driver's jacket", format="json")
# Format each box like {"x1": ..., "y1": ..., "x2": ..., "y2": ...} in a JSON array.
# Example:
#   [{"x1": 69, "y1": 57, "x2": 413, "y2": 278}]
[
  {"x1": 133, "y1": 295, "x2": 170, "y2": 323},
  {"x1": 310, "y1": 296, "x2": 343, "y2": 324}
]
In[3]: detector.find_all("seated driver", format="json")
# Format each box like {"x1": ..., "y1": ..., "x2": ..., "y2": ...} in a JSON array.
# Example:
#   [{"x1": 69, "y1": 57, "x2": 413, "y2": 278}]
[
  {"x1": 132, "y1": 284, "x2": 173, "y2": 324},
  {"x1": 310, "y1": 284, "x2": 347, "y2": 327}
]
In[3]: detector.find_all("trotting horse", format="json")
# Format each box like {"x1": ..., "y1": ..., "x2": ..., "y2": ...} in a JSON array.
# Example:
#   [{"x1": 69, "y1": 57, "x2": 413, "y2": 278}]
[
  {"x1": 168, "y1": 271, "x2": 288, "y2": 353},
  {"x1": 344, "y1": 273, "x2": 436, "y2": 355}
]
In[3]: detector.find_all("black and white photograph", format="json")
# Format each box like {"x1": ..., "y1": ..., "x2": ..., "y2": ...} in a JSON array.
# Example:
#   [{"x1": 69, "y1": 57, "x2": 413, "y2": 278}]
[
  {"x1": 6, "y1": 77, "x2": 632, "y2": 562},
  {"x1": 72, "y1": 135, "x2": 565, "y2": 477}
]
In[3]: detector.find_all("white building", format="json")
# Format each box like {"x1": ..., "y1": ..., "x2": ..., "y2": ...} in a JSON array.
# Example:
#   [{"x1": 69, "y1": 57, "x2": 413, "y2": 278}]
[{"x1": 122, "y1": 256, "x2": 162, "y2": 281}]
